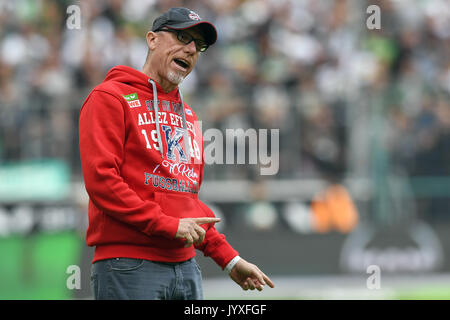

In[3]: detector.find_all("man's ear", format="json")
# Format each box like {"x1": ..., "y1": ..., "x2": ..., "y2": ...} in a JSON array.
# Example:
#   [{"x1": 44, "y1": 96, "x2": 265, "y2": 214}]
[{"x1": 146, "y1": 31, "x2": 158, "y2": 51}]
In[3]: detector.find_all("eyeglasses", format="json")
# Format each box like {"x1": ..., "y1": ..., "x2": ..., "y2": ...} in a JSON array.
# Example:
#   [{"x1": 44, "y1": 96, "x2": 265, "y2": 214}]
[{"x1": 156, "y1": 28, "x2": 209, "y2": 52}]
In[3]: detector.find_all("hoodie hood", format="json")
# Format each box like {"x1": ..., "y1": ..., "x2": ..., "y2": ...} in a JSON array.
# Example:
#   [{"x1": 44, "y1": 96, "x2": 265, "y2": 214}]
[
  {"x1": 104, "y1": 65, "x2": 178, "y2": 97},
  {"x1": 104, "y1": 65, "x2": 191, "y2": 161}
]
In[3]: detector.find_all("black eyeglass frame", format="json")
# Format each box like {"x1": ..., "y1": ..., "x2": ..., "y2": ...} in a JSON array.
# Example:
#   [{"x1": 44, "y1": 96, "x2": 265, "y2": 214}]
[{"x1": 155, "y1": 28, "x2": 209, "y2": 52}]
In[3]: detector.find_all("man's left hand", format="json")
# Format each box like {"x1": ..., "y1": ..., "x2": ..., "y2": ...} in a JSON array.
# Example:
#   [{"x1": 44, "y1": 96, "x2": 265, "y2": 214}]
[{"x1": 229, "y1": 258, "x2": 275, "y2": 291}]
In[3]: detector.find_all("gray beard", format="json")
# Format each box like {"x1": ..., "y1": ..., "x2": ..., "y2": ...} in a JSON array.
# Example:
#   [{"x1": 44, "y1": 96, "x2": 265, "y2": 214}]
[{"x1": 167, "y1": 71, "x2": 185, "y2": 85}]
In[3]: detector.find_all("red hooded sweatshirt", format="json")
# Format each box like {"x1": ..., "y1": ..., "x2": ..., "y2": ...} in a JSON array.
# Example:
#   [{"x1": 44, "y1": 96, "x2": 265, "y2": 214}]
[{"x1": 79, "y1": 65, "x2": 238, "y2": 269}]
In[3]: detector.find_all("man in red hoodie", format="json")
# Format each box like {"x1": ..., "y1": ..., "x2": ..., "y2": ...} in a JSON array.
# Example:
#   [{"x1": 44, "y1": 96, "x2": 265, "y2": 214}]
[{"x1": 79, "y1": 7, "x2": 274, "y2": 300}]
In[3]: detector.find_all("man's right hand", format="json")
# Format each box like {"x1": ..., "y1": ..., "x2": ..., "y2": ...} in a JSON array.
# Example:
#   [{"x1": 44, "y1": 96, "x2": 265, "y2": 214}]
[{"x1": 175, "y1": 217, "x2": 221, "y2": 247}]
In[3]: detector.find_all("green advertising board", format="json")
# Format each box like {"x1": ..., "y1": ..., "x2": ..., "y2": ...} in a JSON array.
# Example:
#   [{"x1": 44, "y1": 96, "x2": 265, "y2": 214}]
[{"x1": 0, "y1": 159, "x2": 70, "y2": 202}]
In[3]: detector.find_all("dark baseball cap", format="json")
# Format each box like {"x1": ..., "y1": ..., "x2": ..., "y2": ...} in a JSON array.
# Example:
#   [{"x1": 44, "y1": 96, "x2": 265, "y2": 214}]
[{"x1": 151, "y1": 7, "x2": 217, "y2": 45}]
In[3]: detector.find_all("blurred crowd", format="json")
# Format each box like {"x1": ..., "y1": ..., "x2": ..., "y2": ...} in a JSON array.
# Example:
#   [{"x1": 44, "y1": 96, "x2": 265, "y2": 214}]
[{"x1": 0, "y1": 0, "x2": 449, "y2": 202}]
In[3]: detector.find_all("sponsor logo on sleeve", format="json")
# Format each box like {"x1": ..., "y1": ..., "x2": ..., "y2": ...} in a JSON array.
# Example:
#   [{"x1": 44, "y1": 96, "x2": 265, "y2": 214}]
[{"x1": 123, "y1": 92, "x2": 141, "y2": 108}]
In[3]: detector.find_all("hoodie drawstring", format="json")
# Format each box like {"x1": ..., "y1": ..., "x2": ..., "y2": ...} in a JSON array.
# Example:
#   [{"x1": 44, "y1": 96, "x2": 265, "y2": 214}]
[
  {"x1": 148, "y1": 79, "x2": 164, "y2": 159},
  {"x1": 148, "y1": 79, "x2": 191, "y2": 162},
  {"x1": 178, "y1": 89, "x2": 192, "y2": 162}
]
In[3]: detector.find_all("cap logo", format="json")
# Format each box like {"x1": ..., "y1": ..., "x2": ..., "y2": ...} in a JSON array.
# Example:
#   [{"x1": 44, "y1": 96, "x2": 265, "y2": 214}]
[{"x1": 188, "y1": 10, "x2": 201, "y2": 21}]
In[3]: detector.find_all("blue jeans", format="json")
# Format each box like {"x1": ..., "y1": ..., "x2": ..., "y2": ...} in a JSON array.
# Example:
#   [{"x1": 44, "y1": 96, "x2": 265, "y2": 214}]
[{"x1": 90, "y1": 257, "x2": 203, "y2": 300}]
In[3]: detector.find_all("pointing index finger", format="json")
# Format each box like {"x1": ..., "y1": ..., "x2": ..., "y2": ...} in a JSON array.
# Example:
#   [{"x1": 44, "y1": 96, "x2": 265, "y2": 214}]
[
  {"x1": 192, "y1": 217, "x2": 221, "y2": 225},
  {"x1": 263, "y1": 274, "x2": 275, "y2": 288},
  {"x1": 255, "y1": 266, "x2": 275, "y2": 288}
]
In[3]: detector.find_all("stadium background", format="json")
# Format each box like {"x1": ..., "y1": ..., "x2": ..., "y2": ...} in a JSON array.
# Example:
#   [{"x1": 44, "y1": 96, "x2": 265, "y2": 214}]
[{"x1": 0, "y1": 0, "x2": 449, "y2": 299}]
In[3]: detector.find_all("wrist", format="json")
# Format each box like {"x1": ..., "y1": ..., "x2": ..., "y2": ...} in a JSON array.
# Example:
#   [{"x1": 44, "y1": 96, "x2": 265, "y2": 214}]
[{"x1": 224, "y1": 255, "x2": 241, "y2": 274}]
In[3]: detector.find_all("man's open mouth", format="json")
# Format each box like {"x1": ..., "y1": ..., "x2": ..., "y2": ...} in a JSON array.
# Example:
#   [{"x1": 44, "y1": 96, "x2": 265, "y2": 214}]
[{"x1": 173, "y1": 58, "x2": 189, "y2": 69}]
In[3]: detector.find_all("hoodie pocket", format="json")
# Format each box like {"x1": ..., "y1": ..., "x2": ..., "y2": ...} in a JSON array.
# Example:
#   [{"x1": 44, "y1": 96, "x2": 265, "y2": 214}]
[{"x1": 154, "y1": 192, "x2": 213, "y2": 220}]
